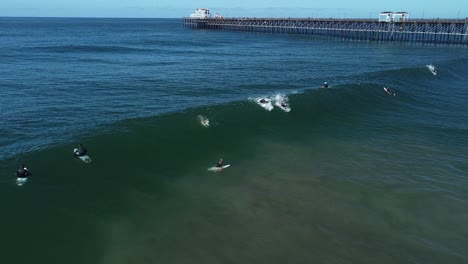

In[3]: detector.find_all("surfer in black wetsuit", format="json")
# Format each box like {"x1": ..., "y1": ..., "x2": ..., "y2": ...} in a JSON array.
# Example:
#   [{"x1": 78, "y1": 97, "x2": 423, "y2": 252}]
[
  {"x1": 281, "y1": 102, "x2": 288, "y2": 108},
  {"x1": 16, "y1": 164, "x2": 31, "y2": 178},
  {"x1": 216, "y1": 158, "x2": 224, "y2": 168},
  {"x1": 260, "y1": 99, "x2": 267, "y2": 103},
  {"x1": 384, "y1": 87, "x2": 396, "y2": 96},
  {"x1": 322, "y1": 82, "x2": 329, "y2": 88},
  {"x1": 74, "y1": 144, "x2": 88, "y2": 157}
]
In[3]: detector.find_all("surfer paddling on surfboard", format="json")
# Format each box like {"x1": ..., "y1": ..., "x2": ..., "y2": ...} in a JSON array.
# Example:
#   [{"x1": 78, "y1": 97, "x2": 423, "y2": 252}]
[
  {"x1": 16, "y1": 164, "x2": 32, "y2": 178},
  {"x1": 74, "y1": 143, "x2": 92, "y2": 163},
  {"x1": 16, "y1": 164, "x2": 32, "y2": 186},
  {"x1": 74, "y1": 144, "x2": 88, "y2": 158}
]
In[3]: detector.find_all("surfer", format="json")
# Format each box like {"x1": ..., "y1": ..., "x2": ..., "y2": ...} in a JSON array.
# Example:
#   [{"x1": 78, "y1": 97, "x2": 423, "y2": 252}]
[
  {"x1": 322, "y1": 82, "x2": 329, "y2": 88},
  {"x1": 427, "y1": 65, "x2": 437, "y2": 75},
  {"x1": 259, "y1": 98, "x2": 268, "y2": 103},
  {"x1": 216, "y1": 158, "x2": 224, "y2": 168},
  {"x1": 281, "y1": 102, "x2": 288, "y2": 108},
  {"x1": 74, "y1": 144, "x2": 88, "y2": 157},
  {"x1": 16, "y1": 164, "x2": 32, "y2": 178},
  {"x1": 384, "y1": 87, "x2": 396, "y2": 96}
]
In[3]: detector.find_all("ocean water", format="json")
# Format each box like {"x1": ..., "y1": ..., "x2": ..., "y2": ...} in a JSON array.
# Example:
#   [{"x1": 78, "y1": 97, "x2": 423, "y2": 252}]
[{"x1": 1, "y1": 17, "x2": 467, "y2": 264}]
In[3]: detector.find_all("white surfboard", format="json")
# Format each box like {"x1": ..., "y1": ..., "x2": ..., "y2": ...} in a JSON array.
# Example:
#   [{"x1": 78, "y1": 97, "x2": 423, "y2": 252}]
[
  {"x1": 16, "y1": 177, "x2": 28, "y2": 186},
  {"x1": 208, "y1": 164, "x2": 231, "y2": 171},
  {"x1": 74, "y1": 148, "x2": 92, "y2": 163},
  {"x1": 384, "y1": 87, "x2": 396, "y2": 96}
]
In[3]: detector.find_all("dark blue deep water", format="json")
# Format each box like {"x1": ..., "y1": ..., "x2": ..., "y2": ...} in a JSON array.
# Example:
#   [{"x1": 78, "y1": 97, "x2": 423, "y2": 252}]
[{"x1": 1, "y1": 18, "x2": 467, "y2": 264}]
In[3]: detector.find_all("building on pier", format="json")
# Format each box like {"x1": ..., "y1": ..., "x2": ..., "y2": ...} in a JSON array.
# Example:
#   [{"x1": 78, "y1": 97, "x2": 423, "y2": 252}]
[
  {"x1": 379, "y1": 11, "x2": 393, "y2": 22},
  {"x1": 190, "y1": 8, "x2": 211, "y2": 19},
  {"x1": 379, "y1": 11, "x2": 409, "y2": 22},
  {"x1": 393, "y1": 12, "x2": 409, "y2": 22}
]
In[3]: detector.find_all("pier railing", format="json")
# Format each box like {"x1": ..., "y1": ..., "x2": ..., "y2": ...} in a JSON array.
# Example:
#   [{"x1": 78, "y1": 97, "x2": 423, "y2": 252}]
[{"x1": 183, "y1": 17, "x2": 468, "y2": 45}]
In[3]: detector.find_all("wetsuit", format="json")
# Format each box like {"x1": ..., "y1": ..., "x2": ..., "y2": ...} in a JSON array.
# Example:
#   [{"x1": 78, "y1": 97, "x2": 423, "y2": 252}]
[
  {"x1": 216, "y1": 161, "x2": 223, "y2": 168},
  {"x1": 16, "y1": 168, "x2": 30, "y2": 178},
  {"x1": 76, "y1": 147, "x2": 87, "y2": 156}
]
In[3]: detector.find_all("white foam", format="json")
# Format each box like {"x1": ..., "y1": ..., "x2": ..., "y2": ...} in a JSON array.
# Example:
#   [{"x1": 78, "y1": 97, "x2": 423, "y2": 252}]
[
  {"x1": 426, "y1": 64, "x2": 437, "y2": 76},
  {"x1": 197, "y1": 115, "x2": 210, "y2": 127},
  {"x1": 251, "y1": 97, "x2": 274, "y2": 111},
  {"x1": 274, "y1": 94, "x2": 291, "y2": 112},
  {"x1": 16, "y1": 177, "x2": 28, "y2": 186}
]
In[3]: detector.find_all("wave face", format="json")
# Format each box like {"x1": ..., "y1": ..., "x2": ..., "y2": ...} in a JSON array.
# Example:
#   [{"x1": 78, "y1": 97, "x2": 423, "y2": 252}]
[{"x1": 0, "y1": 18, "x2": 468, "y2": 264}]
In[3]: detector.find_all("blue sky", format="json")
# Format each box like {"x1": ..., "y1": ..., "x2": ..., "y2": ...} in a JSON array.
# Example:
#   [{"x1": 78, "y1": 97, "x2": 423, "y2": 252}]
[{"x1": 1, "y1": 0, "x2": 466, "y2": 18}]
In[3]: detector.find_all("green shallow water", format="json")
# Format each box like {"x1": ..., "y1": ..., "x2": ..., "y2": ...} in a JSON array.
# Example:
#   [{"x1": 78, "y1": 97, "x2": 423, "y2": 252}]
[{"x1": 2, "y1": 85, "x2": 468, "y2": 263}]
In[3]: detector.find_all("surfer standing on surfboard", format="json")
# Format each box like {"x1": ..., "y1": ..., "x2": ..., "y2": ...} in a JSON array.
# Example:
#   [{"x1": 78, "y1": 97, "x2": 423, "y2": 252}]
[
  {"x1": 16, "y1": 164, "x2": 32, "y2": 178},
  {"x1": 74, "y1": 144, "x2": 88, "y2": 158},
  {"x1": 216, "y1": 158, "x2": 224, "y2": 168}
]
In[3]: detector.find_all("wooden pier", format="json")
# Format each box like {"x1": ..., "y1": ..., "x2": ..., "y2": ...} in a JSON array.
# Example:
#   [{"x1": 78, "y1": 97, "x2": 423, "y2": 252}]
[{"x1": 183, "y1": 17, "x2": 468, "y2": 45}]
